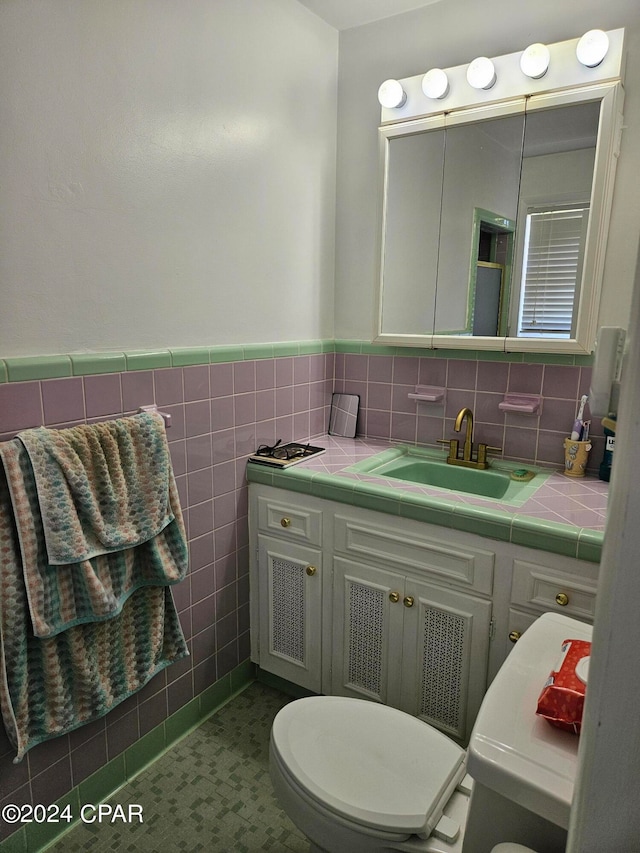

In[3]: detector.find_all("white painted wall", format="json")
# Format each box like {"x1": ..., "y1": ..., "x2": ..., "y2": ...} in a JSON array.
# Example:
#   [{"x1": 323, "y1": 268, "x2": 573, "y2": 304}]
[
  {"x1": 334, "y1": 0, "x2": 640, "y2": 342},
  {"x1": 0, "y1": 0, "x2": 338, "y2": 356}
]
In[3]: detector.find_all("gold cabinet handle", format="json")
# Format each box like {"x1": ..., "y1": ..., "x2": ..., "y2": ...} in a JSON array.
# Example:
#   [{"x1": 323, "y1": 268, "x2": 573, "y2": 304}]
[
  {"x1": 389, "y1": 591, "x2": 400, "y2": 603},
  {"x1": 305, "y1": 565, "x2": 317, "y2": 576},
  {"x1": 555, "y1": 592, "x2": 570, "y2": 607},
  {"x1": 509, "y1": 630, "x2": 522, "y2": 643},
  {"x1": 403, "y1": 595, "x2": 415, "y2": 608},
  {"x1": 280, "y1": 517, "x2": 291, "y2": 528}
]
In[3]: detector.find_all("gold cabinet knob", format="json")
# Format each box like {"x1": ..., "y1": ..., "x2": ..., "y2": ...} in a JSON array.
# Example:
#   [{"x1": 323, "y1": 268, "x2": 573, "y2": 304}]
[
  {"x1": 280, "y1": 517, "x2": 291, "y2": 528},
  {"x1": 403, "y1": 596, "x2": 415, "y2": 608},
  {"x1": 555, "y1": 592, "x2": 570, "y2": 607},
  {"x1": 305, "y1": 565, "x2": 317, "y2": 576},
  {"x1": 509, "y1": 630, "x2": 522, "y2": 643},
  {"x1": 389, "y1": 591, "x2": 400, "y2": 603}
]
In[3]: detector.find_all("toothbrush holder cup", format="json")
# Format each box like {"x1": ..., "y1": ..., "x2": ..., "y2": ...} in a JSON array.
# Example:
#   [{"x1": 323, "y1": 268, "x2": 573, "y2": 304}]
[{"x1": 563, "y1": 437, "x2": 592, "y2": 478}]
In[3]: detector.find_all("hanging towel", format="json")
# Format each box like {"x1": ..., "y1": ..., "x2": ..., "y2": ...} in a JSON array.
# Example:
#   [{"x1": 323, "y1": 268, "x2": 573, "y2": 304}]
[
  {"x1": 1, "y1": 413, "x2": 188, "y2": 639},
  {"x1": 18, "y1": 411, "x2": 176, "y2": 564},
  {"x1": 0, "y1": 460, "x2": 189, "y2": 763}
]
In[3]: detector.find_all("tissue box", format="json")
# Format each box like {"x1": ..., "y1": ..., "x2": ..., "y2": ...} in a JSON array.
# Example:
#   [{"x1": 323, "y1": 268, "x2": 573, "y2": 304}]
[{"x1": 536, "y1": 639, "x2": 591, "y2": 734}]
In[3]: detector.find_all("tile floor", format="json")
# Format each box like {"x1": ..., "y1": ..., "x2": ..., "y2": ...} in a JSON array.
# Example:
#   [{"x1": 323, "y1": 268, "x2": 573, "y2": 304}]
[{"x1": 46, "y1": 683, "x2": 308, "y2": 852}]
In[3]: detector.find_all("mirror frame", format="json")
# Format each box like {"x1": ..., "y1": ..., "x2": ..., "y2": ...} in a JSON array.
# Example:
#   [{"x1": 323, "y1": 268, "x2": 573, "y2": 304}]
[{"x1": 373, "y1": 33, "x2": 625, "y2": 355}]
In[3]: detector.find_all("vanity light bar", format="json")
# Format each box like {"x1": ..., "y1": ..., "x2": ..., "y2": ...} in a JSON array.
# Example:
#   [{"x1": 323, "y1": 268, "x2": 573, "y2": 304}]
[{"x1": 379, "y1": 28, "x2": 624, "y2": 122}]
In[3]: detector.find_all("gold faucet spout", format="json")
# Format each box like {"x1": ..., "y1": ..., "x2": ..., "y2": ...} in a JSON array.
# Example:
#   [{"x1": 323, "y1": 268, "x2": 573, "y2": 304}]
[{"x1": 454, "y1": 407, "x2": 474, "y2": 461}]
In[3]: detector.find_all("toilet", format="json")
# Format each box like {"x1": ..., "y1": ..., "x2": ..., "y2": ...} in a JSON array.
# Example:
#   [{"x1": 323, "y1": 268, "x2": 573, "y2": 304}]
[{"x1": 270, "y1": 612, "x2": 592, "y2": 853}]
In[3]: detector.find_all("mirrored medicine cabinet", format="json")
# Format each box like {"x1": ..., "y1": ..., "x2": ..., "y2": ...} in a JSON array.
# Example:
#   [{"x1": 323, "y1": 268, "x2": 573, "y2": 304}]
[{"x1": 374, "y1": 41, "x2": 625, "y2": 355}]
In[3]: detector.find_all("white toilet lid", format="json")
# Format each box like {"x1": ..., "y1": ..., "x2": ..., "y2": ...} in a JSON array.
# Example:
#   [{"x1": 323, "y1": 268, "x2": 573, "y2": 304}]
[{"x1": 271, "y1": 696, "x2": 466, "y2": 837}]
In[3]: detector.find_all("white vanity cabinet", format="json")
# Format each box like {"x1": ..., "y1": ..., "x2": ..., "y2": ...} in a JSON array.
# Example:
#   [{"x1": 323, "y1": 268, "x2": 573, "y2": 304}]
[
  {"x1": 251, "y1": 492, "x2": 324, "y2": 692},
  {"x1": 330, "y1": 513, "x2": 494, "y2": 743},
  {"x1": 248, "y1": 482, "x2": 599, "y2": 742},
  {"x1": 331, "y1": 558, "x2": 492, "y2": 742}
]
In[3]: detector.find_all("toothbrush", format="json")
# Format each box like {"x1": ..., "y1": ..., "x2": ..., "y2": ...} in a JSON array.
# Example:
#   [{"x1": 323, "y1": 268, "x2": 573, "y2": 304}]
[{"x1": 571, "y1": 395, "x2": 588, "y2": 440}]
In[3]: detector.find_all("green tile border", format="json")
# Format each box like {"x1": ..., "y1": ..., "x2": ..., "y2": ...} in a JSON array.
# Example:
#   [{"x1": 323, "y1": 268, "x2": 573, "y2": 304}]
[
  {"x1": 0, "y1": 339, "x2": 593, "y2": 383},
  {"x1": 0, "y1": 660, "x2": 255, "y2": 853},
  {"x1": 0, "y1": 342, "x2": 337, "y2": 383},
  {"x1": 69, "y1": 353, "x2": 127, "y2": 376},
  {"x1": 124, "y1": 350, "x2": 173, "y2": 371},
  {"x1": 4, "y1": 356, "x2": 72, "y2": 382}
]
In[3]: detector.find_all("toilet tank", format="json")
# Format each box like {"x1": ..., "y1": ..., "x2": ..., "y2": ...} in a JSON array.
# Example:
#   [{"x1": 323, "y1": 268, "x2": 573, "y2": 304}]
[{"x1": 467, "y1": 612, "x2": 592, "y2": 829}]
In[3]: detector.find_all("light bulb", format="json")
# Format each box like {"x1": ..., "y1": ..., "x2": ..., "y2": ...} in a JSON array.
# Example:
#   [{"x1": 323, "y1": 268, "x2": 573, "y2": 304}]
[
  {"x1": 377, "y1": 79, "x2": 407, "y2": 109},
  {"x1": 421, "y1": 68, "x2": 449, "y2": 100},
  {"x1": 576, "y1": 29, "x2": 609, "y2": 67},
  {"x1": 520, "y1": 43, "x2": 550, "y2": 79},
  {"x1": 466, "y1": 57, "x2": 496, "y2": 90}
]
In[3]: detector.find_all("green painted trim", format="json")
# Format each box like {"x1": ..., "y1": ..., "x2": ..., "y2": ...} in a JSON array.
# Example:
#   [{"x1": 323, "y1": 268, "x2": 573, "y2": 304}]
[
  {"x1": 0, "y1": 661, "x2": 254, "y2": 853},
  {"x1": 0, "y1": 361, "x2": 7, "y2": 383},
  {"x1": 4, "y1": 356, "x2": 72, "y2": 382}
]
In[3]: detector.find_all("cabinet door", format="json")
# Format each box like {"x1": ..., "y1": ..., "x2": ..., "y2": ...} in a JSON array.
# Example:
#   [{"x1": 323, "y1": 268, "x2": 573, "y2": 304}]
[
  {"x1": 257, "y1": 535, "x2": 322, "y2": 692},
  {"x1": 400, "y1": 577, "x2": 492, "y2": 743},
  {"x1": 331, "y1": 557, "x2": 405, "y2": 704}
]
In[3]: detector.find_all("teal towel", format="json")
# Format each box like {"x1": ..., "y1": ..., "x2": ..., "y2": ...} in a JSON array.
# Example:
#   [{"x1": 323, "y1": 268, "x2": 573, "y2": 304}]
[
  {"x1": 2, "y1": 413, "x2": 188, "y2": 639},
  {"x1": 19, "y1": 412, "x2": 175, "y2": 564},
  {"x1": 0, "y1": 457, "x2": 189, "y2": 763}
]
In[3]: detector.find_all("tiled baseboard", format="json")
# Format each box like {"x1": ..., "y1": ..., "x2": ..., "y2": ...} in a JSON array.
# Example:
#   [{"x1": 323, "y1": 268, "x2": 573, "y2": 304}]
[{"x1": 0, "y1": 661, "x2": 255, "y2": 853}]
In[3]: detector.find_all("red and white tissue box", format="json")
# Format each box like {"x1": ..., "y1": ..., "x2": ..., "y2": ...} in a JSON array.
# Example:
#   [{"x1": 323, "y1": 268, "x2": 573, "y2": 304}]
[{"x1": 536, "y1": 639, "x2": 591, "y2": 734}]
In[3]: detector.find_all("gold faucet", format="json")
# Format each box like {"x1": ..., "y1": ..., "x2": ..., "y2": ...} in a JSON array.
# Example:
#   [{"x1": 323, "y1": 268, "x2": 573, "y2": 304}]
[
  {"x1": 455, "y1": 407, "x2": 475, "y2": 462},
  {"x1": 438, "y1": 407, "x2": 502, "y2": 469}
]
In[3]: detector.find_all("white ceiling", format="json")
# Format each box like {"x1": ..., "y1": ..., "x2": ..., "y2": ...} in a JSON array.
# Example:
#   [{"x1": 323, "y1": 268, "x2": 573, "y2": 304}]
[{"x1": 295, "y1": 0, "x2": 444, "y2": 31}]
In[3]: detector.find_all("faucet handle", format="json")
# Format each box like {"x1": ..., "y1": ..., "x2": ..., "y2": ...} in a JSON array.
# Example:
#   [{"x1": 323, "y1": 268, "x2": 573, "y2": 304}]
[
  {"x1": 476, "y1": 443, "x2": 502, "y2": 465},
  {"x1": 437, "y1": 438, "x2": 459, "y2": 459}
]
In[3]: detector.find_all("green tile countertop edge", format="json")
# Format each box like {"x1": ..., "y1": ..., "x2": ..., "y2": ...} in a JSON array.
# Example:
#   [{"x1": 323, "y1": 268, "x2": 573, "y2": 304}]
[
  {"x1": 0, "y1": 339, "x2": 592, "y2": 382},
  {"x1": 246, "y1": 463, "x2": 603, "y2": 563},
  {"x1": 0, "y1": 660, "x2": 255, "y2": 853}
]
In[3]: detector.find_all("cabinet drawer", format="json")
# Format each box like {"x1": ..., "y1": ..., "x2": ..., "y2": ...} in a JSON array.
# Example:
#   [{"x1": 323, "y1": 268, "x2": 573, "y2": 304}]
[
  {"x1": 334, "y1": 515, "x2": 494, "y2": 595},
  {"x1": 256, "y1": 496, "x2": 322, "y2": 546},
  {"x1": 511, "y1": 559, "x2": 597, "y2": 622}
]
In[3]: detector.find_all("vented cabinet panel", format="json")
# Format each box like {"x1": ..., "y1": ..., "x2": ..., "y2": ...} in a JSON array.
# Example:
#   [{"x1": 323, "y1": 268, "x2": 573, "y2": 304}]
[
  {"x1": 257, "y1": 535, "x2": 322, "y2": 692},
  {"x1": 400, "y1": 578, "x2": 492, "y2": 743},
  {"x1": 331, "y1": 558, "x2": 404, "y2": 703}
]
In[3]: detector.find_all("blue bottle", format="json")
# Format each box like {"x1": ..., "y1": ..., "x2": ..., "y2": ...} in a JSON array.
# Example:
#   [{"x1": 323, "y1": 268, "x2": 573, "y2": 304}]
[{"x1": 599, "y1": 415, "x2": 616, "y2": 482}]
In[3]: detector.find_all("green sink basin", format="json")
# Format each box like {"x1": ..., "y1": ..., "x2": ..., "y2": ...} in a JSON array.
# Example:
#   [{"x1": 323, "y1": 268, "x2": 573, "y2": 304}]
[
  {"x1": 354, "y1": 447, "x2": 547, "y2": 503},
  {"x1": 371, "y1": 456, "x2": 512, "y2": 498}
]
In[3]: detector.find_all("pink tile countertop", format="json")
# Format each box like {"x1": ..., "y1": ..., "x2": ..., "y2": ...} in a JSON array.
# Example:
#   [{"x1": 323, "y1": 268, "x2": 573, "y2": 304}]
[{"x1": 246, "y1": 435, "x2": 608, "y2": 563}]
